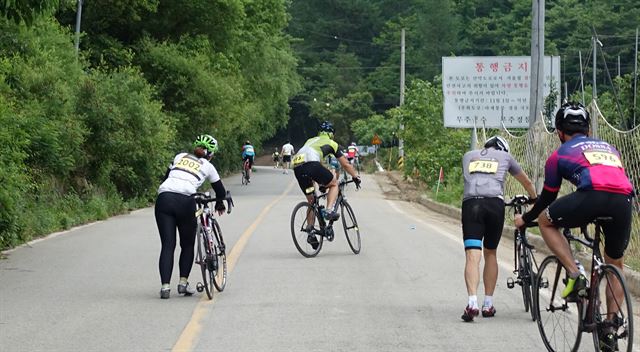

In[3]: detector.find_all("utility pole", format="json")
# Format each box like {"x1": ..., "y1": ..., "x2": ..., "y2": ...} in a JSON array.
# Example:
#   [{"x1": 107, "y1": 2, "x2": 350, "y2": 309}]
[
  {"x1": 592, "y1": 35, "x2": 600, "y2": 135},
  {"x1": 74, "y1": 0, "x2": 83, "y2": 58},
  {"x1": 617, "y1": 56, "x2": 620, "y2": 77},
  {"x1": 528, "y1": 0, "x2": 545, "y2": 128},
  {"x1": 398, "y1": 28, "x2": 405, "y2": 158},
  {"x1": 634, "y1": 27, "x2": 638, "y2": 127},
  {"x1": 579, "y1": 51, "x2": 585, "y2": 104}
]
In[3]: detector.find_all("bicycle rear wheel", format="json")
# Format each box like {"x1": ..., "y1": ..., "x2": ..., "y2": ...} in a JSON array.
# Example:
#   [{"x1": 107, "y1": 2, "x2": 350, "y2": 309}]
[
  {"x1": 196, "y1": 228, "x2": 214, "y2": 300},
  {"x1": 290, "y1": 202, "x2": 323, "y2": 257},
  {"x1": 340, "y1": 201, "x2": 360, "y2": 254},
  {"x1": 535, "y1": 255, "x2": 582, "y2": 352},
  {"x1": 591, "y1": 264, "x2": 634, "y2": 352},
  {"x1": 211, "y1": 219, "x2": 227, "y2": 292}
]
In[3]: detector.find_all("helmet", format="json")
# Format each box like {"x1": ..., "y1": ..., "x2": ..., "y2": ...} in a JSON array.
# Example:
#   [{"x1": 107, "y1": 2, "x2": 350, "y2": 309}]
[
  {"x1": 245, "y1": 140, "x2": 251, "y2": 145},
  {"x1": 350, "y1": 142, "x2": 356, "y2": 146},
  {"x1": 484, "y1": 136, "x2": 510, "y2": 153},
  {"x1": 193, "y1": 134, "x2": 218, "y2": 156},
  {"x1": 555, "y1": 102, "x2": 590, "y2": 131},
  {"x1": 319, "y1": 121, "x2": 335, "y2": 136}
]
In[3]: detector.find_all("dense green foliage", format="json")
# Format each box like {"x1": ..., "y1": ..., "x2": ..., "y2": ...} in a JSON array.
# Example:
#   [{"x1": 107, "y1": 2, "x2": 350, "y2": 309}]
[{"x1": 0, "y1": 0, "x2": 300, "y2": 248}]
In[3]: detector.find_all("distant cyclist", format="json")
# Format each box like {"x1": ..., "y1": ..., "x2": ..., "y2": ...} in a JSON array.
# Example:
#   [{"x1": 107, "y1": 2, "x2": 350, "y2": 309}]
[
  {"x1": 515, "y1": 102, "x2": 633, "y2": 348},
  {"x1": 281, "y1": 140, "x2": 295, "y2": 174},
  {"x1": 155, "y1": 134, "x2": 227, "y2": 299},
  {"x1": 242, "y1": 140, "x2": 255, "y2": 181},
  {"x1": 461, "y1": 136, "x2": 537, "y2": 322},
  {"x1": 292, "y1": 121, "x2": 361, "y2": 249},
  {"x1": 272, "y1": 147, "x2": 280, "y2": 168},
  {"x1": 346, "y1": 142, "x2": 359, "y2": 166}
]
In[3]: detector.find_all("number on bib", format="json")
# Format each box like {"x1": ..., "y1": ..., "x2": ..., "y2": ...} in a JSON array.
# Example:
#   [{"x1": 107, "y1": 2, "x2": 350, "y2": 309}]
[
  {"x1": 583, "y1": 151, "x2": 622, "y2": 168},
  {"x1": 469, "y1": 160, "x2": 499, "y2": 174},
  {"x1": 292, "y1": 154, "x2": 306, "y2": 166},
  {"x1": 175, "y1": 157, "x2": 202, "y2": 174}
]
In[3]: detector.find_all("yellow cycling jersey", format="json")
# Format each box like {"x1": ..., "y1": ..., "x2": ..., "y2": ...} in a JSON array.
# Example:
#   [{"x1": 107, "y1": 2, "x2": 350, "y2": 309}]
[{"x1": 292, "y1": 134, "x2": 343, "y2": 166}]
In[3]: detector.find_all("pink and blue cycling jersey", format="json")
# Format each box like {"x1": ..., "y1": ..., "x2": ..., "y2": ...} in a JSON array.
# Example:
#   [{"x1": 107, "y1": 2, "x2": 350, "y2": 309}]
[{"x1": 543, "y1": 134, "x2": 633, "y2": 196}]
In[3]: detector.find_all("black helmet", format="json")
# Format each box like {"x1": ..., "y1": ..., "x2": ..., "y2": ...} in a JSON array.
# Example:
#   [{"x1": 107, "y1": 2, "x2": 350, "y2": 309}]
[
  {"x1": 319, "y1": 121, "x2": 334, "y2": 136},
  {"x1": 484, "y1": 136, "x2": 510, "y2": 153},
  {"x1": 555, "y1": 102, "x2": 590, "y2": 131}
]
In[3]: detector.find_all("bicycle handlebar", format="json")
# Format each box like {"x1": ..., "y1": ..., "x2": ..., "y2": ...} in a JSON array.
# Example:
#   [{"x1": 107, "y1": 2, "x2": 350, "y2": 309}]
[
  {"x1": 193, "y1": 191, "x2": 234, "y2": 214},
  {"x1": 505, "y1": 195, "x2": 536, "y2": 207}
]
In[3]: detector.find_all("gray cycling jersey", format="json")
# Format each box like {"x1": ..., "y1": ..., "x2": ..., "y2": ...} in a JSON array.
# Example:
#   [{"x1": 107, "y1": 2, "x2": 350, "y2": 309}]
[{"x1": 462, "y1": 148, "x2": 522, "y2": 200}]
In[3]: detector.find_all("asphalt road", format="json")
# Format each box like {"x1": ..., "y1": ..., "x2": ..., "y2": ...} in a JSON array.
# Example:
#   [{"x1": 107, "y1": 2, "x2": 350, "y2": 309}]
[{"x1": 1, "y1": 166, "x2": 638, "y2": 351}]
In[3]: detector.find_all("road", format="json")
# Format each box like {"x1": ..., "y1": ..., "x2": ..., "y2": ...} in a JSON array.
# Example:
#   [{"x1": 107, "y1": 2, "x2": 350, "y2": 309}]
[{"x1": 1, "y1": 166, "x2": 638, "y2": 351}]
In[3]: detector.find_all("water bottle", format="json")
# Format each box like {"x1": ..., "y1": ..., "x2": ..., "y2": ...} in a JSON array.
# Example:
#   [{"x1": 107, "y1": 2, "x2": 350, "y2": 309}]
[
  {"x1": 575, "y1": 260, "x2": 587, "y2": 277},
  {"x1": 318, "y1": 205, "x2": 326, "y2": 219}
]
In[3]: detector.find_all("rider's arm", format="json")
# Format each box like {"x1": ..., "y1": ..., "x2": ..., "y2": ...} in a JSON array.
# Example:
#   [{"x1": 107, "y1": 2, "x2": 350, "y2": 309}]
[
  {"x1": 522, "y1": 188, "x2": 558, "y2": 223},
  {"x1": 513, "y1": 171, "x2": 537, "y2": 199},
  {"x1": 210, "y1": 180, "x2": 226, "y2": 199},
  {"x1": 337, "y1": 155, "x2": 358, "y2": 177}
]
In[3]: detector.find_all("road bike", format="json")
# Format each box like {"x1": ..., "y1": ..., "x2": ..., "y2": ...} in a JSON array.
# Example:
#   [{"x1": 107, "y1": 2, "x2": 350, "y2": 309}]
[
  {"x1": 505, "y1": 195, "x2": 539, "y2": 321},
  {"x1": 241, "y1": 159, "x2": 251, "y2": 185},
  {"x1": 193, "y1": 191, "x2": 233, "y2": 299},
  {"x1": 534, "y1": 218, "x2": 634, "y2": 352},
  {"x1": 290, "y1": 179, "x2": 361, "y2": 257}
]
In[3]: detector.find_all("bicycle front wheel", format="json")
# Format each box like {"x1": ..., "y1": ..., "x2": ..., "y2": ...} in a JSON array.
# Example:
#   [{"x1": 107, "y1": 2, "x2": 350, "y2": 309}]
[
  {"x1": 591, "y1": 264, "x2": 634, "y2": 352},
  {"x1": 211, "y1": 219, "x2": 227, "y2": 292},
  {"x1": 340, "y1": 201, "x2": 361, "y2": 254},
  {"x1": 196, "y1": 228, "x2": 214, "y2": 300},
  {"x1": 290, "y1": 202, "x2": 323, "y2": 257},
  {"x1": 535, "y1": 255, "x2": 582, "y2": 352},
  {"x1": 518, "y1": 242, "x2": 536, "y2": 321}
]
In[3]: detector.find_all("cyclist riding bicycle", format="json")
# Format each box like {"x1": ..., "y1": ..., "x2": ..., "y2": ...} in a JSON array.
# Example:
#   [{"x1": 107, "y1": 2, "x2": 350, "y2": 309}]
[
  {"x1": 514, "y1": 102, "x2": 633, "y2": 348},
  {"x1": 292, "y1": 121, "x2": 361, "y2": 248},
  {"x1": 242, "y1": 140, "x2": 255, "y2": 181},
  {"x1": 460, "y1": 135, "x2": 537, "y2": 322},
  {"x1": 346, "y1": 142, "x2": 359, "y2": 165},
  {"x1": 155, "y1": 134, "x2": 227, "y2": 299}
]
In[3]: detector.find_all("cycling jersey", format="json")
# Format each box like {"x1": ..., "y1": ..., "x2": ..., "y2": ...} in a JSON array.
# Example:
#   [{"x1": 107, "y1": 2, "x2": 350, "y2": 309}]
[
  {"x1": 462, "y1": 148, "x2": 522, "y2": 200},
  {"x1": 347, "y1": 146, "x2": 358, "y2": 158},
  {"x1": 158, "y1": 153, "x2": 221, "y2": 195},
  {"x1": 242, "y1": 144, "x2": 255, "y2": 158},
  {"x1": 543, "y1": 135, "x2": 633, "y2": 195},
  {"x1": 292, "y1": 134, "x2": 344, "y2": 167},
  {"x1": 281, "y1": 143, "x2": 294, "y2": 156}
]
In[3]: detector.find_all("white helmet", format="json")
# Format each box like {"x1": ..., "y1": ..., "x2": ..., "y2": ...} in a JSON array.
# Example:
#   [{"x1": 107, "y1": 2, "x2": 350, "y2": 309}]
[{"x1": 483, "y1": 136, "x2": 510, "y2": 153}]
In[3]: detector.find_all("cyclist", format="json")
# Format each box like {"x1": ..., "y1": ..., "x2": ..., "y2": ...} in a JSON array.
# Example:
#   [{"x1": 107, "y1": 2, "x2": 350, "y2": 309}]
[
  {"x1": 346, "y1": 142, "x2": 359, "y2": 168},
  {"x1": 241, "y1": 140, "x2": 255, "y2": 181},
  {"x1": 281, "y1": 140, "x2": 295, "y2": 174},
  {"x1": 272, "y1": 147, "x2": 280, "y2": 168},
  {"x1": 515, "y1": 102, "x2": 633, "y2": 348},
  {"x1": 292, "y1": 121, "x2": 361, "y2": 249},
  {"x1": 155, "y1": 134, "x2": 227, "y2": 299},
  {"x1": 461, "y1": 135, "x2": 537, "y2": 322}
]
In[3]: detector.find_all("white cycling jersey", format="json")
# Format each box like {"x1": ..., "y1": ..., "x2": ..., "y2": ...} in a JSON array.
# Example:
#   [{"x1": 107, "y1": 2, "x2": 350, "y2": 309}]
[{"x1": 158, "y1": 153, "x2": 221, "y2": 196}]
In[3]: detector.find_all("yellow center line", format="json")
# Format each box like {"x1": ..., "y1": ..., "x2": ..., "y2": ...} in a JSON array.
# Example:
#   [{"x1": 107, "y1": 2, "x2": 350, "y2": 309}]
[{"x1": 172, "y1": 180, "x2": 296, "y2": 352}]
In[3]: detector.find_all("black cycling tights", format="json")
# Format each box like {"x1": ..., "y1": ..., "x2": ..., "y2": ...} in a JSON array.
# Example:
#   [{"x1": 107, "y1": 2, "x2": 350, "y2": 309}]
[{"x1": 155, "y1": 192, "x2": 197, "y2": 284}]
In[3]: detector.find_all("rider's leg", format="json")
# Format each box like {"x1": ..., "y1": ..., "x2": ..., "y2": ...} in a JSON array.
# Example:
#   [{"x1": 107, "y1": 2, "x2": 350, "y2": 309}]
[
  {"x1": 482, "y1": 248, "x2": 498, "y2": 296},
  {"x1": 305, "y1": 193, "x2": 315, "y2": 226},
  {"x1": 325, "y1": 176, "x2": 339, "y2": 210},
  {"x1": 538, "y1": 212, "x2": 579, "y2": 275},
  {"x1": 603, "y1": 253, "x2": 625, "y2": 320},
  {"x1": 464, "y1": 248, "x2": 482, "y2": 304}
]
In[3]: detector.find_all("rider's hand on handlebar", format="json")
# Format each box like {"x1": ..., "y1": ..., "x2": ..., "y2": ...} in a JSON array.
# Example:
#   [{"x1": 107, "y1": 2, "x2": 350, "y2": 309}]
[
  {"x1": 526, "y1": 197, "x2": 537, "y2": 205},
  {"x1": 514, "y1": 214, "x2": 525, "y2": 228},
  {"x1": 215, "y1": 201, "x2": 226, "y2": 215},
  {"x1": 352, "y1": 176, "x2": 361, "y2": 189}
]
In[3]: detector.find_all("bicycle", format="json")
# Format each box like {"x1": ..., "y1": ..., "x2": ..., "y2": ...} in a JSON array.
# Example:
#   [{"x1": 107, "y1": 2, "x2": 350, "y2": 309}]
[
  {"x1": 505, "y1": 195, "x2": 539, "y2": 321},
  {"x1": 290, "y1": 179, "x2": 361, "y2": 257},
  {"x1": 193, "y1": 191, "x2": 234, "y2": 299},
  {"x1": 241, "y1": 159, "x2": 251, "y2": 185},
  {"x1": 534, "y1": 218, "x2": 634, "y2": 352}
]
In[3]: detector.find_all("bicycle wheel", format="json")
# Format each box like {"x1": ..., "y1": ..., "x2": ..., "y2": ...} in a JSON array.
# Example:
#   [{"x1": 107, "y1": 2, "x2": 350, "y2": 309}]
[
  {"x1": 290, "y1": 202, "x2": 323, "y2": 257},
  {"x1": 340, "y1": 201, "x2": 361, "y2": 254},
  {"x1": 241, "y1": 169, "x2": 247, "y2": 185},
  {"x1": 518, "y1": 242, "x2": 535, "y2": 321},
  {"x1": 591, "y1": 264, "x2": 634, "y2": 352},
  {"x1": 196, "y1": 228, "x2": 214, "y2": 300},
  {"x1": 535, "y1": 255, "x2": 582, "y2": 352},
  {"x1": 211, "y1": 219, "x2": 227, "y2": 292}
]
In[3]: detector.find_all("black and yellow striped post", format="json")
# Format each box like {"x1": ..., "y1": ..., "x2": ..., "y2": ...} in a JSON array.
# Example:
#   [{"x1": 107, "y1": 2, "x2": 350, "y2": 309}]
[{"x1": 397, "y1": 156, "x2": 404, "y2": 169}]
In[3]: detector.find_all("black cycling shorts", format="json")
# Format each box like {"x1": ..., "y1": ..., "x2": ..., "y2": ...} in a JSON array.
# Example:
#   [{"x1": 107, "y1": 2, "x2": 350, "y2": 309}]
[
  {"x1": 293, "y1": 161, "x2": 334, "y2": 195},
  {"x1": 547, "y1": 190, "x2": 632, "y2": 259},
  {"x1": 282, "y1": 155, "x2": 291, "y2": 163},
  {"x1": 243, "y1": 155, "x2": 254, "y2": 167},
  {"x1": 461, "y1": 197, "x2": 505, "y2": 250}
]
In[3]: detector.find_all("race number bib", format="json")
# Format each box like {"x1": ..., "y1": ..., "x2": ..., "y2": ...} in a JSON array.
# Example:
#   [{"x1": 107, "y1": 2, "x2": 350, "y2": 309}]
[
  {"x1": 292, "y1": 154, "x2": 306, "y2": 166},
  {"x1": 583, "y1": 151, "x2": 622, "y2": 168},
  {"x1": 175, "y1": 157, "x2": 202, "y2": 174},
  {"x1": 469, "y1": 159, "x2": 499, "y2": 174}
]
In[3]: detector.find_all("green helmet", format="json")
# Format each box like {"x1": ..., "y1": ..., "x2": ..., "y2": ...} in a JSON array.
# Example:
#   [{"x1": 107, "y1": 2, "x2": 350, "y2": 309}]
[{"x1": 193, "y1": 134, "x2": 218, "y2": 156}]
